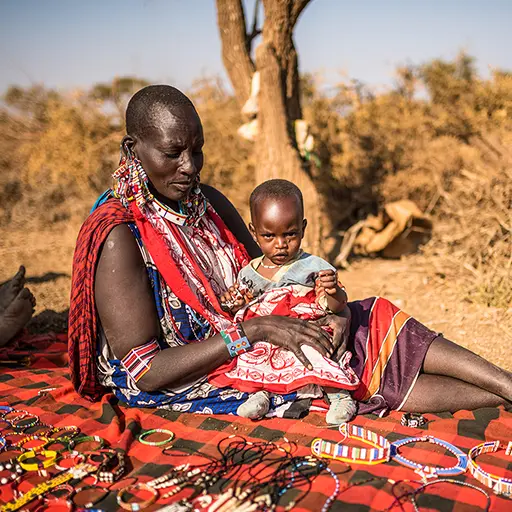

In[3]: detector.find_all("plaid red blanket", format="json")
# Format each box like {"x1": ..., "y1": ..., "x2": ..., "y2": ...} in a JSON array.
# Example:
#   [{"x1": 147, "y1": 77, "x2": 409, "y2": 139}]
[{"x1": 0, "y1": 333, "x2": 511, "y2": 511}]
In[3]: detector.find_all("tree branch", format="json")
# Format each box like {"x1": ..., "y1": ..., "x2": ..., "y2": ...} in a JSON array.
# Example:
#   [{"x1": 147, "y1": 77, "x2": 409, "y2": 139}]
[
  {"x1": 291, "y1": 0, "x2": 312, "y2": 26},
  {"x1": 216, "y1": 0, "x2": 255, "y2": 106}
]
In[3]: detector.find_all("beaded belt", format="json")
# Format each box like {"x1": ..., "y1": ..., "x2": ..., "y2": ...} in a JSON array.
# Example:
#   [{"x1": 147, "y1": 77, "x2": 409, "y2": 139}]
[
  {"x1": 468, "y1": 440, "x2": 512, "y2": 497},
  {"x1": 311, "y1": 424, "x2": 390, "y2": 465},
  {"x1": 390, "y1": 435, "x2": 468, "y2": 481}
]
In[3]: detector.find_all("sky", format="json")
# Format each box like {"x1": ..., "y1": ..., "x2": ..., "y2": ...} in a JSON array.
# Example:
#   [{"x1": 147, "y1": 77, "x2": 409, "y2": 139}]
[{"x1": 1, "y1": 0, "x2": 511, "y2": 95}]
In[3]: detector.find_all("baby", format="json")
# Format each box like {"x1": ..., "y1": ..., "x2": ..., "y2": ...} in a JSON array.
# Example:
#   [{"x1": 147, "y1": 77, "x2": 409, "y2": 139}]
[{"x1": 219, "y1": 179, "x2": 357, "y2": 424}]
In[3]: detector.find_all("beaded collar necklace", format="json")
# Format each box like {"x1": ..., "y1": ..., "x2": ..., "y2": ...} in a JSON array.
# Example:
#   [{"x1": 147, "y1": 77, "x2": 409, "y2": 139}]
[
  {"x1": 311, "y1": 424, "x2": 391, "y2": 465},
  {"x1": 390, "y1": 435, "x2": 468, "y2": 482},
  {"x1": 468, "y1": 440, "x2": 512, "y2": 497}
]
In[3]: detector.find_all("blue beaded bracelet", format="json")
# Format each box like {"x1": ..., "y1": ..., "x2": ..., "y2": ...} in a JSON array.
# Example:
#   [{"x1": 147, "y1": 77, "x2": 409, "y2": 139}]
[
  {"x1": 220, "y1": 324, "x2": 251, "y2": 358},
  {"x1": 390, "y1": 435, "x2": 468, "y2": 481}
]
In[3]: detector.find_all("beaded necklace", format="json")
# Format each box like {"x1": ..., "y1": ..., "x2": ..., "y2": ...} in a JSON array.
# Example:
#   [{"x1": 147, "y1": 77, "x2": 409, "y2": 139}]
[
  {"x1": 311, "y1": 424, "x2": 390, "y2": 465},
  {"x1": 390, "y1": 435, "x2": 468, "y2": 481},
  {"x1": 468, "y1": 440, "x2": 512, "y2": 496}
]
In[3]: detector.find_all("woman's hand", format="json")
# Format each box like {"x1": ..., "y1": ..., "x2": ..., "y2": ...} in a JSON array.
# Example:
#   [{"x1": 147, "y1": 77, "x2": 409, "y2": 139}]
[
  {"x1": 313, "y1": 306, "x2": 352, "y2": 361},
  {"x1": 242, "y1": 315, "x2": 334, "y2": 370}
]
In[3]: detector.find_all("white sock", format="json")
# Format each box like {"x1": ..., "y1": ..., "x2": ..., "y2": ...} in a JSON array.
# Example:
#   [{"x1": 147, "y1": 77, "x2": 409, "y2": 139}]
[{"x1": 237, "y1": 391, "x2": 271, "y2": 419}]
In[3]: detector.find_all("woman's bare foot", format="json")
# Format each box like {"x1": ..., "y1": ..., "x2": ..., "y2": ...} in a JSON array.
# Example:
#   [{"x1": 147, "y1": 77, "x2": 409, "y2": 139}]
[
  {"x1": 0, "y1": 266, "x2": 26, "y2": 312},
  {"x1": 0, "y1": 288, "x2": 35, "y2": 347}
]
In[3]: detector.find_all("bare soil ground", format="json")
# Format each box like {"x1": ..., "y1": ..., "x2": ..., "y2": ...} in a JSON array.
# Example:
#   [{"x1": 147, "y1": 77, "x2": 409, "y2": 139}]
[{"x1": 1, "y1": 222, "x2": 511, "y2": 371}]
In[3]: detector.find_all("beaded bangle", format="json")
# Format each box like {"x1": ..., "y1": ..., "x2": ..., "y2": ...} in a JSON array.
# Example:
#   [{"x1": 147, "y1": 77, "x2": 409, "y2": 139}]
[
  {"x1": 18, "y1": 449, "x2": 57, "y2": 471},
  {"x1": 69, "y1": 435, "x2": 106, "y2": 452},
  {"x1": 117, "y1": 482, "x2": 158, "y2": 510},
  {"x1": 390, "y1": 435, "x2": 468, "y2": 481},
  {"x1": 311, "y1": 424, "x2": 390, "y2": 465},
  {"x1": 220, "y1": 324, "x2": 251, "y2": 358},
  {"x1": 401, "y1": 413, "x2": 427, "y2": 428},
  {"x1": 138, "y1": 429, "x2": 175, "y2": 446},
  {"x1": 55, "y1": 452, "x2": 85, "y2": 472},
  {"x1": 13, "y1": 435, "x2": 50, "y2": 452},
  {"x1": 2, "y1": 410, "x2": 30, "y2": 424},
  {"x1": 467, "y1": 440, "x2": 512, "y2": 496},
  {"x1": 44, "y1": 483, "x2": 75, "y2": 501},
  {"x1": 43, "y1": 425, "x2": 81, "y2": 442}
]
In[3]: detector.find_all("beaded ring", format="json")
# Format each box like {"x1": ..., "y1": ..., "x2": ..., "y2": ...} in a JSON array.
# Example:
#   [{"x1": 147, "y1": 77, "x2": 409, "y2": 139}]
[
  {"x1": 311, "y1": 424, "x2": 390, "y2": 465},
  {"x1": 18, "y1": 449, "x2": 58, "y2": 471},
  {"x1": 468, "y1": 440, "x2": 512, "y2": 496},
  {"x1": 69, "y1": 435, "x2": 106, "y2": 452},
  {"x1": 390, "y1": 435, "x2": 468, "y2": 481},
  {"x1": 117, "y1": 482, "x2": 158, "y2": 510},
  {"x1": 138, "y1": 429, "x2": 175, "y2": 446}
]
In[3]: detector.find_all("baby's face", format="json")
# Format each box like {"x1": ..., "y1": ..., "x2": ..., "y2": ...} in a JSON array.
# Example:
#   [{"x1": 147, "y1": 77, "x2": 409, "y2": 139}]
[{"x1": 250, "y1": 197, "x2": 306, "y2": 266}]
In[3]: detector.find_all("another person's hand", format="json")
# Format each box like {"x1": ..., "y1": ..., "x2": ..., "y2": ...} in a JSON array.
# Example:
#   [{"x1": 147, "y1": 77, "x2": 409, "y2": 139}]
[
  {"x1": 243, "y1": 315, "x2": 333, "y2": 370},
  {"x1": 312, "y1": 308, "x2": 351, "y2": 361}
]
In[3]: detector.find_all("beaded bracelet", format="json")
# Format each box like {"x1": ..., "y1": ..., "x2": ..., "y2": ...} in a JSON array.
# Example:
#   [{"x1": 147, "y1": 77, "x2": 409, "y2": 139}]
[
  {"x1": 11, "y1": 415, "x2": 40, "y2": 430},
  {"x1": 44, "y1": 483, "x2": 75, "y2": 501},
  {"x1": 138, "y1": 429, "x2": 175, "y2": 446},
  {"x1": 69, "y1": 435, "x2": 106, "y2": 452},
  {"x1": 117, "y1": 482, "x2": 158, "y2": 511},
  {"x1": 390, "y1": 435, "x2": 468, "y2": 481},
  {"x1": 311, "y1": 424, "x2": 390, "y2": 465},
  {"x1": 401, "y1": 413, "x2": 427, "y2": 428},
  {"x1": 13, "y1": 435, "x2": 50, "y2": 452},
  {"x1": 55, "y1": 452, "x2": 85, "y2": 472},
  {"x1": 18, "y1": 449, "x2": 58, "y2": 471},
  {"x1": 220, "y1": 324, "x2": 251, "y2": 358},
  {"x1": 43, "y1": 425, "x2": 81, "y2": 442},
  {"x1": 0, "y1": 405, "x2": 13, "y2": 416},
  {"x1": 467, "y1": 440, "x2": 512, "y2": 496}
]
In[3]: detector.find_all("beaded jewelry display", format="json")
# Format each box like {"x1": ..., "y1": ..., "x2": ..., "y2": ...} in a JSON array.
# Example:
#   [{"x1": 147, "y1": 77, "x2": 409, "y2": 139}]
[
  {"x1": 311, "y1": 424, "x2": 391, "y2": 465},
  {"x1": 467, "y1": 440, "x2": 512, "y2": 496},
  {"x1": 390, "y1": 435, "x2": 468, "y2": 481},
  {"x1": 117, "y1": 482, "x2": 158, "y2": 511},
  {"x1": 138, "y1": 429, "x2": 175, "y2": 447},
  {"x1": 220, "y1": 324, "x2": 251, "y2": 358}
]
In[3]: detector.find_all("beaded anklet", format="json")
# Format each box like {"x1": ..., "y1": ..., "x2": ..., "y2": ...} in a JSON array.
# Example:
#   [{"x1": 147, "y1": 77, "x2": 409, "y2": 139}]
[
  {"x1": 311, "y1": 424, "x2": 390, "y2": 465},
  {"x1": 468, "y1": 440, "x2": 512, "y2": 496},
  {"x1": 390, "y1": 435, "x2": 468, "y2": 481}
]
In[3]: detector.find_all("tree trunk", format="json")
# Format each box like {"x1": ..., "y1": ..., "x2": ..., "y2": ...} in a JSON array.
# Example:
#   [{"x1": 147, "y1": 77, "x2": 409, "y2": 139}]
[{"x1": 216, "y1": 0, "x2": 334, "y2": 258}]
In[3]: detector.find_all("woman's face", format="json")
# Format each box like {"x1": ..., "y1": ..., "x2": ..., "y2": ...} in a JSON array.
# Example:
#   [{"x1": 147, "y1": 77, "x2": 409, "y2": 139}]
[{"x1": 131, "y1": 105, "x2": 204, "y2": 207}]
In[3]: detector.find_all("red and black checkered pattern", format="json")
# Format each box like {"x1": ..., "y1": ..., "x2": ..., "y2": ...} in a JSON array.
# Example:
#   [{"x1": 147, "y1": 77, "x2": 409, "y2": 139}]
[{"x1": 1, "y1": 334, "x2": 511, "y2": 511}]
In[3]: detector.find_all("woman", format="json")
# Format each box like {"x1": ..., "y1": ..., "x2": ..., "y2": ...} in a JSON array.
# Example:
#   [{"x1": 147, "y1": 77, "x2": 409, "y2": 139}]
[{"x1": 68, "y1": 85, "x2": 512, "y2": 418}]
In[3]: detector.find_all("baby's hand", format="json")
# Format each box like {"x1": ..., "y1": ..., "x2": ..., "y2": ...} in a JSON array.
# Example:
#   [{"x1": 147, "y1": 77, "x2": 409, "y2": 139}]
[
  {"x1": 220, "y1": 284, "x2": 253, "y2": 314},
  {"x1": 315, "y1": 270, "x2": 338, "y2": 296}
]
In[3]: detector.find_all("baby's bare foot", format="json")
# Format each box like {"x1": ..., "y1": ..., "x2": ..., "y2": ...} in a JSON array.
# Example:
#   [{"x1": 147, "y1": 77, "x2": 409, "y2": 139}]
[
  {"x1": 0, "y1": 287, "x2": 35, "y2": 347},
  {"x1": 0, "y1": 266, "x2": 26, "y2": 312}
]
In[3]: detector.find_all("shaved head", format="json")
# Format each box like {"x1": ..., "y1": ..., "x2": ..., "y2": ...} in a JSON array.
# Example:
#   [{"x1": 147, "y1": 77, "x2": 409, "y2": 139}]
[
  {"x1": 125, "y1": 85, "x2": 198, "y2": 139},
  {"x1": 250, "y1": 179, "x2": 304, "y2": 220}
]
